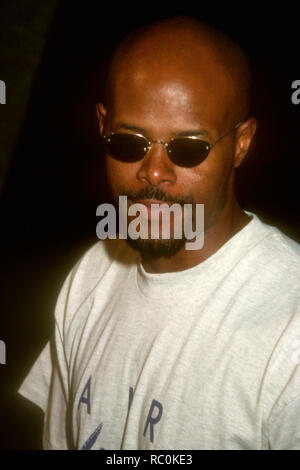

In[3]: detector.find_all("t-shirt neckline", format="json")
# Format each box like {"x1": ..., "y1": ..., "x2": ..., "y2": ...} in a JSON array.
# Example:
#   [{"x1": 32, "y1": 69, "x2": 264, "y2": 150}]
[{"x1": 135, "y1": 212, "x2": 270, "y2": 300}]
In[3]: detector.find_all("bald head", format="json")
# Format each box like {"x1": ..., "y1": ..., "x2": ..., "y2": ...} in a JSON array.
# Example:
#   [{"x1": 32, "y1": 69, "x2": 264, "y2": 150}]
[
  {"x1": 104, "y1": 16, "x2": 252, "y2": 126},
  {"x1": 98, "y1": 16, "x2": 257, "y2": 267}
]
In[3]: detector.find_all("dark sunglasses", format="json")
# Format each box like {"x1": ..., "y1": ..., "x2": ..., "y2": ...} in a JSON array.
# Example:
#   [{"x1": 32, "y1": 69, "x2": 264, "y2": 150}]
[{"x1": 101, "y1": 122, "x2": 241, "y2": 168}]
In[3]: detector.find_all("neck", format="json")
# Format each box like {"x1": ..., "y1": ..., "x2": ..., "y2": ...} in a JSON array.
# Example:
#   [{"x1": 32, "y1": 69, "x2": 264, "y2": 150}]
[{"x1": 141, "y1": 199, "x2": 251, "y2": 274}]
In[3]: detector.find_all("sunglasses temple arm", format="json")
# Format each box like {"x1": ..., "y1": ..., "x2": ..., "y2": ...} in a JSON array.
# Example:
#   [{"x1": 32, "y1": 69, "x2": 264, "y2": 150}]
[{"x1": 211, "y1": 121, "x2": 242, "y2": 147}]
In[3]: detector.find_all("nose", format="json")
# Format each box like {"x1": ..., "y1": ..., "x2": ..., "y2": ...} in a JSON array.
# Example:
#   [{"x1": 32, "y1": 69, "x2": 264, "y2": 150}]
[{"x1": 136, "y1": 142, "x2": 177, "y2": 186}]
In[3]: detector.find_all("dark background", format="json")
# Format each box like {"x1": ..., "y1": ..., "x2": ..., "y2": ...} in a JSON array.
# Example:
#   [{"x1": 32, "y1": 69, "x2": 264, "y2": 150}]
[{"x1": 0, "y1": 1, "x2": 299, "y2": 449}]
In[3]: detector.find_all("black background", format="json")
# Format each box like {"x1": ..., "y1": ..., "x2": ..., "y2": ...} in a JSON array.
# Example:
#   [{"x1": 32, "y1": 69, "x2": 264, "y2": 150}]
[{"x1": 0, "y1": 1, "x2": 299, "y2": 449}]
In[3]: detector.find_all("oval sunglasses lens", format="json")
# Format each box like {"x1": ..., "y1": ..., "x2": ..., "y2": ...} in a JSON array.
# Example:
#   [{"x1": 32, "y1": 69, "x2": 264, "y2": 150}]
[
  {"x1": 168, "y1": 138, "x2": 210, "y2": 167},
  {"x1": 105, "y1": 134, "x2": 147, "y2": 162}
]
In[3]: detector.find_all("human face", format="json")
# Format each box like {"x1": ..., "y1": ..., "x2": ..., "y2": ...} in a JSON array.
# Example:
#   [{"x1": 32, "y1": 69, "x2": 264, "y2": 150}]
[{"x1": 97, "y1": 56, "x2": 253, "y2": 258}]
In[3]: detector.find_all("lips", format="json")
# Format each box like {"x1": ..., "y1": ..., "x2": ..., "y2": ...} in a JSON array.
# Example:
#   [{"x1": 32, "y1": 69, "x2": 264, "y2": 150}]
[
  {"x1": 135, "y1": 199, "x2": 170, "y2": 207},
  {"x1": 128, "y1": 199, "x2": 180, "y2": 223}
]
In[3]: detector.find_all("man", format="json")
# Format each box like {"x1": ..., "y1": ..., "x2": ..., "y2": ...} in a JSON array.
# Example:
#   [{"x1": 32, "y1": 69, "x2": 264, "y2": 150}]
[{"x1": 19, "y1": 16, "x2": 300, "y2": 450}]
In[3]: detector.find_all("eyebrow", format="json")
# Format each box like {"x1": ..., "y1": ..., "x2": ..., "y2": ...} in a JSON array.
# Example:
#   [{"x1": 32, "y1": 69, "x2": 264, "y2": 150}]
[{"x1": 114, "y1": 122, "x2": 212, "y2": 140}]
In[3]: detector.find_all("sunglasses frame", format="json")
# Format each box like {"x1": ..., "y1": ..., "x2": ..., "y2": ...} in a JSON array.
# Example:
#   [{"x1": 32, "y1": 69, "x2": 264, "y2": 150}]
[{"x1": 102, "y1": 121, "x2": 242, "y2": 167}]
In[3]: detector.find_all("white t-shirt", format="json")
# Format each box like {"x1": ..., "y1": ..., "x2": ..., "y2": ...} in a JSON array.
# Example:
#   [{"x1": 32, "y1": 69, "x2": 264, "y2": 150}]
[{"x1": 18, "y1": 212, "x2": 300, "y2": 450}]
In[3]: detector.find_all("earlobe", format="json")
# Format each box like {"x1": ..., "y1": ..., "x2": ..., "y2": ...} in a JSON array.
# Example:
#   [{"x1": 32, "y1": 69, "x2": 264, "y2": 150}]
[{"x1": 234, "y1": 118, "x2": 257, "y2": 168}]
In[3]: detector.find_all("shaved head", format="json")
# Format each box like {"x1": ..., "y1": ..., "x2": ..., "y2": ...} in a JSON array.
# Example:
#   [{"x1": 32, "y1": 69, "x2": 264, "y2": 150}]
[
  {"x1": 104, "y1": 16, "x2": 252, "y2": 126},
  {"x1": 97, "y1": 15, "x2": 257, "y2": 270}
]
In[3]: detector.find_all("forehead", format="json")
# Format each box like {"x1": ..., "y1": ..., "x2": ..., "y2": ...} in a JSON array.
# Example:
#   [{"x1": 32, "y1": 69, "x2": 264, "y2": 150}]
[{"x1": 108, "y1": 43, "x2": 236, "y2": 131}]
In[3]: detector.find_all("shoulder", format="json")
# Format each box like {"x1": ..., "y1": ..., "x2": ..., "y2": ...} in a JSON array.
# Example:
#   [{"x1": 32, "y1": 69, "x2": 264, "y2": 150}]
[
  {"x1": 54, "y1": 238, "x2": 138, "y2": 324},
  {"x1": 71, "y1": 238, "x2": 138, "y2": 282},
  {"x1": 246, "y1": 213, "x2": 300, "y2": 278},
  {"x1": 225, "y1": 213, "x2": 300, "y2": 314}
]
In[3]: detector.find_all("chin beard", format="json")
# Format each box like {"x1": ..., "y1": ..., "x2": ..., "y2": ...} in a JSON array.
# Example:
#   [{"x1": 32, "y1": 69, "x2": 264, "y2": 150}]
[
  {"x1": 114, "y1": 185, "x2": 199, "y2": 259},
  {"x1": 125, "y1": 236, "x2": 187, "y2": 260}
]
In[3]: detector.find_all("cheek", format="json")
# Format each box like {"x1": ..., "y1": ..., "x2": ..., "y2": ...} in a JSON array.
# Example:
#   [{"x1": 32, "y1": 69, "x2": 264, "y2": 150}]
[
  {"x1": 105, "y1": 158, "x2": 122, "y2": 195},
  {"x1": 183, "y1": 149, "x2": 234, "y2": 202},
  {"x1": 105, "y1": 157, "x2": 137, "y2": 196}
]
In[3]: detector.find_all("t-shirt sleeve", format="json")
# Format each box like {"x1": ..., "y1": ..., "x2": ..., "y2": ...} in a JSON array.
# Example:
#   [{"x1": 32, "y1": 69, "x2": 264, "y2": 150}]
[
  {"x1": 17, "y1": 242, "x2": 104, "y2": 450},
  {"x1": 18, "y1": 342, "x2": 52, "y2": 413},
  {"x1": 266, "y1": 338, "x2": 300, "y2": 450},
  {"x1": 268, "y1": 393, "x2": 300, "y2": 450},
  {"x1": 18, "y1": 273, "x2": 73, "y2": 450}
]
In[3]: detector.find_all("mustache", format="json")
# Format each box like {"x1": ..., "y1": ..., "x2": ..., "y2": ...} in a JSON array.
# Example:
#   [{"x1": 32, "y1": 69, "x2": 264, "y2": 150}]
[{"x1": 122, "y1": 186, "x2": 196, "y2": 207}]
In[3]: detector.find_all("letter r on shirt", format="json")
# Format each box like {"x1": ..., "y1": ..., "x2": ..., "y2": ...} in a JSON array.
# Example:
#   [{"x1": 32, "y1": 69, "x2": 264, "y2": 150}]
[{"x1": 143, "y1": 399, "x2": 163, "y2": 443}]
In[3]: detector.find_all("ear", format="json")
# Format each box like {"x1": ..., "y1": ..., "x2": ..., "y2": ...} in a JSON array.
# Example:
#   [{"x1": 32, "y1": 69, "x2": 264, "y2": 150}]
[
  {"x1": 234, "y1": 118, "x2": 257, "y2": 168},
  {"x1": 96, "y1": 102, "x2": 107, "y2": 135}
]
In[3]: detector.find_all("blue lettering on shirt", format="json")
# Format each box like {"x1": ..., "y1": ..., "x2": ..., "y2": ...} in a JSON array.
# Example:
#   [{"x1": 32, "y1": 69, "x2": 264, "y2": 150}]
[
  {"x1": 81, "y1": 422, "x2": 103, "y2": 450},
  {"x1": 78, "y1": 375, "x2": 92, "y2": 414}
]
